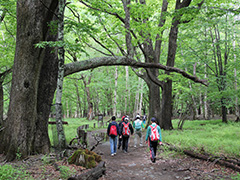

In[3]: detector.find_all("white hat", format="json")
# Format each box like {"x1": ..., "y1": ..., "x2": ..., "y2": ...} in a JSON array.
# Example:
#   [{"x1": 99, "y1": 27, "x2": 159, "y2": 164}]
[{"x1": 136, "y1": 115, "x2": 140, "y2": 118}]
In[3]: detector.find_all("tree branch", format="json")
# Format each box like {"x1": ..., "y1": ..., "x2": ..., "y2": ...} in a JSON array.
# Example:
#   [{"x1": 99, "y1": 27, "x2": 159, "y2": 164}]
[
  {"x1": 79, "y1": 0, "x2": 125, "y2": 23},
  {"x1": 64, "y1": 56, "x2": 208, "y2": 86}
]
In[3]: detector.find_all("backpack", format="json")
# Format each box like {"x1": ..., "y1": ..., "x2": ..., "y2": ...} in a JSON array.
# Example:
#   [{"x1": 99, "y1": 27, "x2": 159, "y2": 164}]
[
  {"x1": 122, "y1": 122, "x2": 130, "y2": 136},
  {"x1": 135, "y1": 120, "x2": 142, "y2": 130},
  {"x1": 150, "y1": 125, "x2": 160, "y2": 141},
  {"x1": 109, "y1": 124, "x2": 117, "y2": 136}
]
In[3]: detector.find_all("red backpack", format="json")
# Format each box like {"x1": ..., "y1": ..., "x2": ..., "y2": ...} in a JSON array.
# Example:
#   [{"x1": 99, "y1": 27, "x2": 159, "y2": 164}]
[
  {"x1": 150, "y1": 125, "x2": 160, "y2": 141},
  {"x1": 122, "y1": 122, "x2": 130, "y2": 136},
  {"x1": 109, "y1": 124, "x2": 117, "y2": 136}
]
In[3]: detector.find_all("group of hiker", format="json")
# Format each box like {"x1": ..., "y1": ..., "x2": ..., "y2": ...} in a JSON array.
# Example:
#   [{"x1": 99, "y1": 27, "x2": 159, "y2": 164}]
[{"x1": 107, "y1": 114, "x2": 162, "y2": 163}]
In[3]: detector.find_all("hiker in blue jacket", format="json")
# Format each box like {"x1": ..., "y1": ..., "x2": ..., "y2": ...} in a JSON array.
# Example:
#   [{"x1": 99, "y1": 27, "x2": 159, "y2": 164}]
[
  {"x1": 145, "y1": 117, "x2": 162, "y2": 163},
  {"x1": 107, "y1": 116, "x2": 120, "y2": 156}
]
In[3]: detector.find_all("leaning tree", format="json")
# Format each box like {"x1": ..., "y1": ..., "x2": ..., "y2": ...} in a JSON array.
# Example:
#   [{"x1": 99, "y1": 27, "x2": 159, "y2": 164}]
[{"x1": 77, "y1": 0, "x2": 204, "y2": 129}]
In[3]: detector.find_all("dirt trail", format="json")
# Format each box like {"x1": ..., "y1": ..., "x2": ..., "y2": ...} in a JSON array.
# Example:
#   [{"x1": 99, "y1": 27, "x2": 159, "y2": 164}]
[{"x1": 92, "y1": 129, "x2": 236, "y2": 180}]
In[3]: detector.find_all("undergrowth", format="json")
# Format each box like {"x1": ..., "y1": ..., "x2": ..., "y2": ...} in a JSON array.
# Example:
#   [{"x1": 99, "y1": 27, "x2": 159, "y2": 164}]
[
  {"x1": 0, "y1": 164, "x2": 31, "y2": 180},
  {"x1": 162, "y1": 119, "x2": 240, "y2": 158},
  {"x1": 49, "y1": 117, "x2": 110, "y2": 146}
]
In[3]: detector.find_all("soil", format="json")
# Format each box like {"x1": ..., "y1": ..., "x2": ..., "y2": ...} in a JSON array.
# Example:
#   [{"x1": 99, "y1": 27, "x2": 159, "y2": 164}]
[{"x1": 0, "y1": 129, "x2": 238, "y2": 180}]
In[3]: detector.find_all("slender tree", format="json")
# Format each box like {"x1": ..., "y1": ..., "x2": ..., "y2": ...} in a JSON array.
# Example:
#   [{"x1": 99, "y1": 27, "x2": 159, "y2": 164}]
[{"x1": 55, "y1": 0, "x2": 67, "y2": 149}]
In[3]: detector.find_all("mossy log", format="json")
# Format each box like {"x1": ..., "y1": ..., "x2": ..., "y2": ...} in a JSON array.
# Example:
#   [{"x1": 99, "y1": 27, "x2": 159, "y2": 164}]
[
  {"x1": 68, "y1": 161, "x2": 106, "y2": 180},
  {"x1": 68, "y1": 148, "x2": 102, "y2": 169}
]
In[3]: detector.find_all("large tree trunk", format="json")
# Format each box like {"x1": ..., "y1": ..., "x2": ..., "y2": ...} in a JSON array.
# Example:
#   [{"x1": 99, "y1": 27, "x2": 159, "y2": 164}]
[
  {"x1": 161, "y1": 80, "x2": 173, "y2": 129},
  {"x1": 0, "y1": 0, "x2": 58, "y2": 161},
  {"x1": 148, "y1": 82, "x2": 161, "y2": 125},
  {"x1": 161, "y1": 0, "x2": 192, "y2": 130},
  {"x1": 34, "y1": 40, "x2": 58, "y2": 154},
  {"x1": 161, "y1": 16, "x2": 179, "y2": 130}
]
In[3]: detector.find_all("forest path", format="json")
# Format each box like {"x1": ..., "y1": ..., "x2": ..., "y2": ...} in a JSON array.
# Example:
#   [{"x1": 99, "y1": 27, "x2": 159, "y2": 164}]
[{"x1": 91, "y1": 129, "x2": 235, "y2": 180}]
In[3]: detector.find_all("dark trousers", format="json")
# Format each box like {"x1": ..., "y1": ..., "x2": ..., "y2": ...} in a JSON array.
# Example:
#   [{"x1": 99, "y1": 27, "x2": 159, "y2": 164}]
[
  {"x1": 118, "y1": 137, "x2": 122, "y2": 149},
  {"x1": 149, "y1": 140, "x2": 158, "y2": 161},
  {"x1": 122, "y1": 135, "x2": 129, "y2": 152}
]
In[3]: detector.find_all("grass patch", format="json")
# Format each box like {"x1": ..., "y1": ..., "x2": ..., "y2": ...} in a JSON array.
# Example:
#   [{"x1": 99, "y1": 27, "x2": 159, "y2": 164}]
[
  {"x1": 162, "y1": 119, "x2": 240, "y2": 158},
  {"x1": 0, "y1": 164, "x2": 32, "y2": 180},
  {"x1": 49, "y1": 117, "x2": 112, "y2": 146}
]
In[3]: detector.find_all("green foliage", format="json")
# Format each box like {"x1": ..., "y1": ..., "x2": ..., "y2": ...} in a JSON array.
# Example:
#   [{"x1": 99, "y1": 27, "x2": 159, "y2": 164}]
[
  {"x1": 0, "y1": 164, "x2": 31, "y2": 180},
  {"x1": 49, "y1": 117, "x2": 108, "y2": 145},
  {"x1": 232, "y1": 173, "x2": 240, "y2": 180},
  {"x1": 16, "y1": 147, "x2": 22, "y2": 160},
  {"x1": 163, "y1": 119, "x2": 240, "y2": 157},
  {"x1": 59, "y1": 166, "x2": 76, "y2": 179}
]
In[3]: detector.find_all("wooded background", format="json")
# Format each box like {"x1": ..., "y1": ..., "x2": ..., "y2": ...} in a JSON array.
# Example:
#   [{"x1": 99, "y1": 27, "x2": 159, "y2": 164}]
[{"x1": 0, "y1": 0, "x2": 239, "y2": 160}]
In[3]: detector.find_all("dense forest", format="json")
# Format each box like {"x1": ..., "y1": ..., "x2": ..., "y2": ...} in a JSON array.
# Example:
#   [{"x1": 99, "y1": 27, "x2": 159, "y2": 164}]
[{"x1": 0, "y1": 0, "x2": 239, "y2": 161}]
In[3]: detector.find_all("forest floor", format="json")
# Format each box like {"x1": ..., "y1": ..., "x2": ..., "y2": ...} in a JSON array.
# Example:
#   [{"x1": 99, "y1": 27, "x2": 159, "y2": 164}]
[{"x1": 0, "y1": 128, "x2": 238, "y2": 180}]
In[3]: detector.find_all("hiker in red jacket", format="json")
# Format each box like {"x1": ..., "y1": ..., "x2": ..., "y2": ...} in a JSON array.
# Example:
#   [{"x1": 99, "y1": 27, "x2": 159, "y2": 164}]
[{"x1": 120, "y1": 116, "x2": 134, "y2": 153}]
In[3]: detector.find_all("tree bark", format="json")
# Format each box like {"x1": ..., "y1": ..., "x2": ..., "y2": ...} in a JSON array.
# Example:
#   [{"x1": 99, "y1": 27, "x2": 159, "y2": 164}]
[
  {"x1": 55, "y1": 0, "x2": 67, "y2": 149},
  {"x1": 147, "y1": 80, "x2": 161, "y2": 125},
  {"x1": 74, "y1": 82, "x2": 82, "y2": 118},
  {"x1": 64, "y1": 57, "x2": 207, "y2": 86},
  {"x1": 125, "y1": 66, "x2": 129, "y2": 114},
  {"x1": 0, "y1": 0, "x2": 58, "y2": 161},
  {"x1": 113, "y1": 66, "x2": 118, "y2": 115},
  {"x1": 233, "y1": 34, "x2": 239, "y2": 119},
  {"x1": 161, "y1": 0, "x2": 193, "y2": 130},
  {"x1": 0, "y1": 81, "x2": 3, "y2": 127},
  {"x1": 81, "y1": 74, "x2": 93, "y2": 120},
  {"x1": 0, "y1": 68, "x2": 12, "y2": 126}
]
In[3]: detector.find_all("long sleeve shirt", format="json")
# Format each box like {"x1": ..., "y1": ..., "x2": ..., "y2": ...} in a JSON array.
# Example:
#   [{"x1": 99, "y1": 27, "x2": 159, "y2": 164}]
[
  {"x1": 107, "y1": 121, "x2": 120, "y2": 136},
  {"x1": 145, "y1": 123, "x2": 162, "y2": 142}
]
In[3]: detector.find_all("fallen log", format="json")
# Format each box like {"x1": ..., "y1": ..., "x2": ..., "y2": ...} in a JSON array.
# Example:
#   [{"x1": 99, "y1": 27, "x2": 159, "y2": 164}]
[
  {"x1": 183, "y1": 150, "x2": 240, "y2": 172},
  {"x1": 163, "y1": 143, "x2": 240, "y2": 172},
  {"x1": 68, "y1": 161, "x2": 106, "y2": 180},
  {"x1": 48, "y1": 121, "x2": 68, "y2": 125}
]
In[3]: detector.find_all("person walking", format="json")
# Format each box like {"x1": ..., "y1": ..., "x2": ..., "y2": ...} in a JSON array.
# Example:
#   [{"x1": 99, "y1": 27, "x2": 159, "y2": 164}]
[
  {"x1": 120, "y1": 116, "x2": 134, "y2": 153},
  {"x1": 118, "y1": 115, "x2": 125, "y2": 149},
  {"x1": 107, "y1": 116, "x2": 120, "y2": 156},
  {"x1": 143, "y1": 114, "x2": 147, "y2": 124},
  {"x1": 145, "y1": 117, "x2": 162, "y2": 163},
  {"x1": 133, "y1": 114, "x2": 144, "y2": 147}
]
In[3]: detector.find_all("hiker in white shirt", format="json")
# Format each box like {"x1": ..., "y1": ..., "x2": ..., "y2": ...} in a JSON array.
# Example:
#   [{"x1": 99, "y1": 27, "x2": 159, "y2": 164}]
[{"x1": 133, "y1": 114, "x2": 144, "y2": 147}]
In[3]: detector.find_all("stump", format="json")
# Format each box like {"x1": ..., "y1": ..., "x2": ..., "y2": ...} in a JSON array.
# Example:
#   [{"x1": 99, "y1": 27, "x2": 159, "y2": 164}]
[{"x1": 68, "y1": 148, "x2": 102, "y2": 169}]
